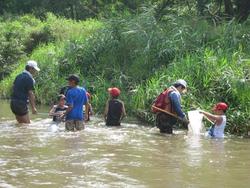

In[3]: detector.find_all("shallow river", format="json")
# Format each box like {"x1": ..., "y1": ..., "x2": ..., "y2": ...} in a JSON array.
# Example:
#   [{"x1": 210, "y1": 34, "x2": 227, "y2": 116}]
[{"x1": 0, "y1": 100, "x2": 250, "y2": 188}]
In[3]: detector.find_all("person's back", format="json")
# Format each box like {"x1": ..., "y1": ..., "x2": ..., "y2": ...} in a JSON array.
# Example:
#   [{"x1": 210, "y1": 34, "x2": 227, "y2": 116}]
[
  {"x1": 66, "y1": 87, "x2": 86, "y2": 121},
  {"x1": 213, "y1": 115, "x2": 226, "y2": 138},
  {"x1": 106, "y1": 99, "x2": 123, "y2": 126},
  {"x1": 12, "y1": 72, "x2": 34, "y2": 102},
  {"x1": 104, "y1": 87, "x2": 126, "y2": 126},
  {"x1": 10, "y1": 60, "x2": 40, "y2": 123}
]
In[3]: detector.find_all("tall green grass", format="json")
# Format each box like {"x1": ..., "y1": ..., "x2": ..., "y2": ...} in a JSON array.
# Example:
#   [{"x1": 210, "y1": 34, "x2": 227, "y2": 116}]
[{"x1": 0, "y1": 11, "x2": 249, "y2": 135}]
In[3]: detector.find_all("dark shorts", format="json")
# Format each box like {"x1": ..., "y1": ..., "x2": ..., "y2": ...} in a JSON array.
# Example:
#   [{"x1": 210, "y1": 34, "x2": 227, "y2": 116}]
[
  {"x1": 106, "y1": 119, "x2": 121, "y2": 126},
  {"x1": 106, "y1": 123, "x2": 121, "y2": 127},
  {"x1": 65, "y1": 120, "x2": 84, "y2": 131},
  {"x1": 156, "y1": 112, "x2": 177, "y2": 134},
  {"x1": 10, "y1": 99, "x2": 28, "y2": 116}
]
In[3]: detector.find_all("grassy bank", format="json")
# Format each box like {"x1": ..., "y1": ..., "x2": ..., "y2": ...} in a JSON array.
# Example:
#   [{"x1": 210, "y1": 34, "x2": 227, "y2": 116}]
[{"x1": 0, "y1": 11, "x2": 249, "y2": 135}]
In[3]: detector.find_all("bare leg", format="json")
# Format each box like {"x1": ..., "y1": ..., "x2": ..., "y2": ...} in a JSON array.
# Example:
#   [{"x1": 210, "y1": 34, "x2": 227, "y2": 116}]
[{"x1": 15, "y1": 114, "x2": 30, "y2": 124}]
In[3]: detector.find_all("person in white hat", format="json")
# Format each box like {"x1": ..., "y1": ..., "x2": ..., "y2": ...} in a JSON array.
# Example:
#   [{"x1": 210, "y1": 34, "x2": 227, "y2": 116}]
[
  {"x1": 10, "y1": 60, "x2": 40, "y2": 123},
  {"x1": 154, "y1": 79, "x2": 189, "y2": 134}
]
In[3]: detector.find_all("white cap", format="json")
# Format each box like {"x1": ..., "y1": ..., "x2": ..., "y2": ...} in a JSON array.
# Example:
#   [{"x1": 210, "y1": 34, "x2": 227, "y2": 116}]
[
  {"x1": 27, "y1": 60, "x2": 40, "y2": 71},
  {"x1": 175, "y1": 79, "x2": 187, "y2": 88}
]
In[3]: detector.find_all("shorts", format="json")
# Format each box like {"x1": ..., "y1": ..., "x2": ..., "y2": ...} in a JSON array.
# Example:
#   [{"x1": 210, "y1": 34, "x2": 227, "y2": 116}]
[
  {"x1": 10, "y1": 99, "x2": 28, "y2": 116},
  {"x1": 65, "y1": 120, "x2": 84, "y2": 131},
  {"x1": 156, "y1": 112, "x2": 177, "y2": 134}
]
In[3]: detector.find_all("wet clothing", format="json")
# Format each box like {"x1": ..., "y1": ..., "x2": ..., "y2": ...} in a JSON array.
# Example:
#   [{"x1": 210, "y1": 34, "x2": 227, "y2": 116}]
[
  {"x1": 10, "y1": 99, "x2": 29, "y2": 116},
  {"x1": 208, "y1": 115, "x2": 226, "y2": 138},
  {"x1": 10, "y1": 70, "x2": 35, "y2": 116},
  {"x1": 65, "y1": 120, "x2": 84, "y2": 131},
  {"x1": 106, "y1": 99, "x2": 123, "y2": 126},
  {"x1": 66, "y1": 86, "x2": 88, "y2": 121},
  {"x1": 156, "y1": 112, "x2": 177, "y2": 134},
  {"x1": 52, "y1": 105, "x2": 68, "y2": 122}
]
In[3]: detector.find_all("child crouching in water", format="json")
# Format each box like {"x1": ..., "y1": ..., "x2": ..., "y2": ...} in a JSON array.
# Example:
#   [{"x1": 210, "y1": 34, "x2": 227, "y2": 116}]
[
  {"x1": 49, "y1": 94, "x2": 68, "y2": 123},
  {"x1": 104, "y1": 87, "x2": 126, "y2": 126},
  {"x1": 200, "y1": 102, "x2": 228, "y2": 138}
]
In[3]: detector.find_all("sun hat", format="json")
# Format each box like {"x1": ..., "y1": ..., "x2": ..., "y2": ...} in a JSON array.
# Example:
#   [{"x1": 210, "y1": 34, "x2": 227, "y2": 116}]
[
  {"x1": 66, "y1": 74, "x2": 80, "y2": 84},
  {"x1": 174, "y1": 79, "x2": 187, "y2": 88},
  {"x1": 27, "y1": 60, "x2": 40, "y2": 71},
  {"x1": 108, "y1": 87, "x2": 121, "y2": 97},
  {"x1": 214, "y1": 102, "x2": 228, "y2": 111}
]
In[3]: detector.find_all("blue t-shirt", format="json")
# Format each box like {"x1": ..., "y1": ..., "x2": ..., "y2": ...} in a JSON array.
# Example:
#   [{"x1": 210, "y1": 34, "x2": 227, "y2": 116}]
[
  {"x1": 66, "y1": 86, "x2": 88, "y2": 121},
  {"x1": 11, "y1": 71, "x2": 35, "y2": 103}
]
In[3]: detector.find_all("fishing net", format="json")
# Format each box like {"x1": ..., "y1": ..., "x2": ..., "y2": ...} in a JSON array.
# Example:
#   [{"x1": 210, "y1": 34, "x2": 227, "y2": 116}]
[{"x1": 188, "y1": 110, "x2": 204, "y2": 135}]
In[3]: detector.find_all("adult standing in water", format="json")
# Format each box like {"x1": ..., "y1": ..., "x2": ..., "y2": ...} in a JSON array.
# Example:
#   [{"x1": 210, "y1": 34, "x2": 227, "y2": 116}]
[
  {"x1": 152, "y1": 79, "x2": 189, "y2": 134},
  {"x1": 104, "y1": 87, "x2": 126, "y2": 126},
  {"x1": 10, "y1": 60, "x2": 40, "y2": 123},
  {"x1": 62, "y1": 74, "x2": 88, "y2": 131}
]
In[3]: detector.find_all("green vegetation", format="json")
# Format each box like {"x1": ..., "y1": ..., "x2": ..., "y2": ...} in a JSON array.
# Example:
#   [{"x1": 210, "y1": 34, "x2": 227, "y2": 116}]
[{"x1": 0, "y1": 1, "x2": 249, "y2": 135}]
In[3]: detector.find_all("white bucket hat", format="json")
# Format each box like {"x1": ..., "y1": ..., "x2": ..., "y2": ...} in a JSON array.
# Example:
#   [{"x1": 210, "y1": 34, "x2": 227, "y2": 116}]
[{"x1": 27, "y1": 60, "x2": 40, "y2": 71}]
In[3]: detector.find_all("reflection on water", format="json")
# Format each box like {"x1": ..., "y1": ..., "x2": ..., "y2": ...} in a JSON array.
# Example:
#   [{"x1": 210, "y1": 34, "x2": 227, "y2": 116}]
[{"x1": 1, "y1": 100, "x2": 250, "y2": 187}]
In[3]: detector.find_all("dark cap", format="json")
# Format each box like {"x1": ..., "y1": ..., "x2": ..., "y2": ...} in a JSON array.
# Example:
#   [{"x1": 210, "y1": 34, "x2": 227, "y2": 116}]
[{"x1": 66, "y1": 74, "x2": 80, "y2": 84}]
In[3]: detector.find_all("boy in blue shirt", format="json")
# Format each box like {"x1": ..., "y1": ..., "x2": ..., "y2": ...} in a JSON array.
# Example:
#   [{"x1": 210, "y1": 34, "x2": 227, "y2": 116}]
[{"x1": 62, "y1": 74, "x2": 89, "y2": 131}]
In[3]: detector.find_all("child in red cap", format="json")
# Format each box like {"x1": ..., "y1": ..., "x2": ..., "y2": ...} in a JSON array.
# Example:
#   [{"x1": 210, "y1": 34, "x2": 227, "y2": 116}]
[
  {"x1": 104, "y1": 87, "x2": 126, "y2": 126},
  {"x1": 200, "y1": 102, "x2": 228, "y2": 138}
]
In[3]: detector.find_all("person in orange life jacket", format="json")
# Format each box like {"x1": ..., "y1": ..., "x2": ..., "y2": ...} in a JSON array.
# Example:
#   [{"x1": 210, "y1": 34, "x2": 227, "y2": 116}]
[
  {"x1": 85, "y1": 92, "x2": 93, "y2": 122},
  {"x1": 49, "y1": 94, "x2": 68, "y2": 123},
  {"x1": 200, "y1": 102, "x2": 228, "y2": 138},
  {"x1": 10, "y1": 60, "x2": 40, "y2": 123},
  {"x1": 104, "y1": 87, "x2": 126, "y2": 126},
  {"x1": 156, "y1": 79, "x2": 189, "y2": 134}
]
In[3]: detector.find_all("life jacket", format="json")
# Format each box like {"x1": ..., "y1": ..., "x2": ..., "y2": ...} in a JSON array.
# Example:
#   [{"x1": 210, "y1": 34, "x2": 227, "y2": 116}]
[{"x1": 151, "y1": 88, "x2": 174, "y2": 113}]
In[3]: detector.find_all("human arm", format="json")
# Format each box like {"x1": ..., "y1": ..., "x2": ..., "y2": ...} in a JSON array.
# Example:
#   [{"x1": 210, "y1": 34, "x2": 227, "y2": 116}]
[
  {"x1": 49, "y1": 105, "x2": 56, "y2": 116},
  {"x1": 104, "y1": 100, "x2": 109, "y2": 120},
  {"x1": 199, "y1": 110, "x2": 223, "y2": 125},
  {"x1": 120, "y1": 102, "x2": 126, "y2": 120},
  {"x1": 169, "y1": 92, "x2": 185, "y2": 118},
  {"x1": 84, "y1": 102, "x2": 90, "y2": 121},
  {"x1": 89, "y1": 104, "x2": 93, "y2": 115},
  {"x1": 28, "y1": 90, "x2": 37, "y2": 114}
]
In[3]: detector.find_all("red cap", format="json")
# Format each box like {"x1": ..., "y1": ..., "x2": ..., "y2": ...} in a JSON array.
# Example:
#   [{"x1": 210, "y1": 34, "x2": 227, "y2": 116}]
[
  {"x1": 214, "y1": 102, "x2": 228, "y2": 111},
  {"x1": 108, "y1": 87, "x2": 120, "y2": 97},
  {"x1": 86, "y1": 92, "x2": 91, "y2": 98}
]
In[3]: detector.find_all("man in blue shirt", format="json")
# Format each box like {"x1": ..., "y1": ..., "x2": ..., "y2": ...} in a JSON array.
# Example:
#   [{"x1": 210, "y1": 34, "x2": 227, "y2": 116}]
[
  {"x1": 10, "y1": 60, "x2": 40, "y2": 123},
  {"x1": 156, "y1": 79, "x2": 189, "y2": 134},
  {"x1": 62, "y1": 74, "x2": 88, "y2": 131}
]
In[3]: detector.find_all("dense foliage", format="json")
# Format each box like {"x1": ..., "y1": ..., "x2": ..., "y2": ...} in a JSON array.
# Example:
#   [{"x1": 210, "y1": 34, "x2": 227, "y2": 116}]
[{"x1": 0, "y1": 2, "x2": 249, "y2": 135}]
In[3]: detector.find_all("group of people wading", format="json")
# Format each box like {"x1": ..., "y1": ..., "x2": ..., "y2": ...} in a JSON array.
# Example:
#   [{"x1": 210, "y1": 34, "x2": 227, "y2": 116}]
[{"x1": 10, "y1": 60, "x2": 228, "y2": 138}]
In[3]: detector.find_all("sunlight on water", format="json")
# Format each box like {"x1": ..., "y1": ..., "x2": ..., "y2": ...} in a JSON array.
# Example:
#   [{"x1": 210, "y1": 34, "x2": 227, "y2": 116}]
[
  {"x1": 188, "y1": 110, "x2": 204, "y2": 135},
  {"x1": 1, "y1": 99, "x2": 250, "y2": 188}
]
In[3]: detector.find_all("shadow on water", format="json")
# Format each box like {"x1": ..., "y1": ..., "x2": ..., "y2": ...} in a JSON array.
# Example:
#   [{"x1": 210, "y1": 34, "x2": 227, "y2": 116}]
[{"x1": 1, "y1": 100, "x2": 250, "y2": 187}]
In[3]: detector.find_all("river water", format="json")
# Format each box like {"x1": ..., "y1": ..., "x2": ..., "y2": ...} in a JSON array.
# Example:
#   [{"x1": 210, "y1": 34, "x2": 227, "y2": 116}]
[{"x1": 0, "y1": 100, "x2": 250, "y2": 188}]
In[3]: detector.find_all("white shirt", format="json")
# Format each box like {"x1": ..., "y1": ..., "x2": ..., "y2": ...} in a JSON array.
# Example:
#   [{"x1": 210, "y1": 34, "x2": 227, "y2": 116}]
[{"x1": 213, "y1": 115, "x2": 226, "y2": 138}]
